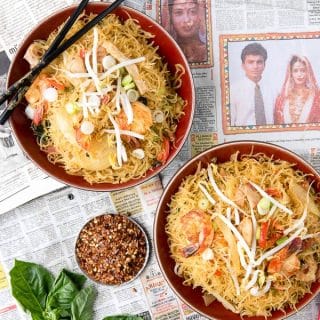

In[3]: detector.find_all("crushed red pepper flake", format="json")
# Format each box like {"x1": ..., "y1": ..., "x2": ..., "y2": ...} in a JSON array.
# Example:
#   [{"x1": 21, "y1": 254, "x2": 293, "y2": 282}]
[{"x1": 75, "y1": 214, "x2": 148, "y2": 285}]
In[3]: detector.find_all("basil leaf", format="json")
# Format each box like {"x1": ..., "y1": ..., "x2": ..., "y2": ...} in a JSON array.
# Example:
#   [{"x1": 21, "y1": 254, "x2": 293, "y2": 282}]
[
  {"x1": 62, "y1": 270, "x2": 86, "y2": 289},
  {"x1": 46, "y1": 269, "x2": 86, "y2": 312},
  {"x1": 102, "y1": 316, "x2": 143, "y2": 320},
  {"x1": 71, "y1": 286, "x2": 96, "y2": 320},
  {"x1": 43, "y1": 308, "x2": 66, "y2": 320},
  {"x1": 9, "y1": 260, "x2": 54, "y2": 318}
]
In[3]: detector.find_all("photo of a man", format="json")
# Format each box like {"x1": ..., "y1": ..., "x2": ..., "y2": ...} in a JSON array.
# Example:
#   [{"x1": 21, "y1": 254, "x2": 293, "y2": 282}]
[
  {"x1": 160, "y1": 0, "x2": 209, "y2": 64},
  {"x1": 230, "y1": 43, "x2": 275, "y2": 126}
]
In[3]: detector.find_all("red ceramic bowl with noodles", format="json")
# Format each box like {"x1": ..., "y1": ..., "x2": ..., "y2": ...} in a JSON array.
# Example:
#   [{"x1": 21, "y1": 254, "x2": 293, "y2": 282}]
[
  {"x1": 154, "y1": 140, "x2": 320, "y2": 320},
  {"x1": 7, "y1": 2, "x2": 195, "y2": 191}
]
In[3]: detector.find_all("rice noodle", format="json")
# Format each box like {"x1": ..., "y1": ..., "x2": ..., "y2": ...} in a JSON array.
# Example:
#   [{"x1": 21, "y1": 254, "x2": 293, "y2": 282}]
[{"x1": 166, "y1": 152, "x2": 320, "y2": 317}]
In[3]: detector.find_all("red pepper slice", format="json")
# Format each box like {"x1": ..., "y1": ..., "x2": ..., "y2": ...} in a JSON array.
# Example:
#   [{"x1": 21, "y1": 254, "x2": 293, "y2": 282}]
[
  {"x1": 259, "y1": 221, "x2": 270, "y2": 249},
  {"x1": 79, "y1": 48, "x2": 86, "y2": 59},
  {"x1": 265, "y1": 188, "x2": 282, "y2": 198},
  {"x1": 157, "y1": 138, "x2": 170, "y2": 164},
  {"x1": 32, "y1": 104, "x2": 44, "y2": 126},
  {"x1": 45, "y1": 79, "x2": 65, "y2": 91}
]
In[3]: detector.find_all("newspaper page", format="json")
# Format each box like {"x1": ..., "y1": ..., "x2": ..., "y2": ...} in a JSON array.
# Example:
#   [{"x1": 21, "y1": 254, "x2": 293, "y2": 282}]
[
  {"x1": 0, "y1": 176, "x2": 206, "y2": 320},
  {"x1": 0, "y1": 0, "x2": 83, "y2": 215},
  {"x1": 157, "y1": 0, "x2": 319, "y2": 318},
  {"x1": 0, "y1": 0, "x2": 155, "y2": 215},
  {"x1": 0, "y1": 0, "x2": 319, "y2": 319}
]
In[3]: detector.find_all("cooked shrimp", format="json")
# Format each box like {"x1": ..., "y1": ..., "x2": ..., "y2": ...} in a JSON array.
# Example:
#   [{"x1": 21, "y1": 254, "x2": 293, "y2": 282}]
[
  {"x1": 67, "y1": 56, "x2": 86, "y2": 73},
  {"x1": 296, "y1": 255, "x2": 317, "y2": 282},
  {"x1": 130, "y1": 101, "x2": 153, "y2": 133},
  {"x1": 50, "y1": 108, "x2": 115, "y2": 170},
  {"x1": 281, "y1": 254, "x2": 300, "y2": 276},
  {"x1": 267, "y1": 247, "x2": 289, "y2": 274},
  {"x1": 51, "y1": 107, "x2": 82, "y2": 146},
  {"x1": 115, "y1": 101, "x2": 152, "y2": 142},
  {"x1": 180, "y1": 209, "x2": 214, "y2": 257},
  {"x1": 25, "y1": 74, "x2": 49, "y2": 105}
]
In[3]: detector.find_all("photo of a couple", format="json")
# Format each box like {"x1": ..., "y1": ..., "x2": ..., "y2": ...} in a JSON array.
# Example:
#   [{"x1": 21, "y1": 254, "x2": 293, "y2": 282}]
[{"x1": 221, "y1": 34, "x2": 320, "y2": 132}]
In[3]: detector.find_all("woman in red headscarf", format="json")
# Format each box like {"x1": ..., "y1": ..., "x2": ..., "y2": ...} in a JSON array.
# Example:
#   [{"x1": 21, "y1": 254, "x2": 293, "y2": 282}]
[{"x1": 274, "y1": 55, "x2": 320, "y2": 124}]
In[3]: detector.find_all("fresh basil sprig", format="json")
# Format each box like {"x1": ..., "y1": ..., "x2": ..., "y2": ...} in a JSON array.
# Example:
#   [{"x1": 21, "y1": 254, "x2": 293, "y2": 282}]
[{"x1": 9, "y1": 260, "x2": 96, "y2": 320}]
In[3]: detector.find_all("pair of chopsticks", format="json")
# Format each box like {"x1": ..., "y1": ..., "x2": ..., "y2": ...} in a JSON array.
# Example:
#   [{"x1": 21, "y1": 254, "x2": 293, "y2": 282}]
[{"x1": 0, "y1": 0, "x2": 125, "y2": 125}]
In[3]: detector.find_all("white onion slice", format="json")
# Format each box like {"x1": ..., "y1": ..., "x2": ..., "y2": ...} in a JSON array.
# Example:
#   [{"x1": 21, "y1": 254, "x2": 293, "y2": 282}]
[
  {"x1": 132, "y1": 149, "x2": 145, "y2": 160},
  {"x1": 80, "y1": 121, "x2": 94, "y2": 135},
  {"x1": 25, "y1": 105, "x2": 35, "y2": 120},
  {"x1": 43, "y1": 87, "x2": 58, "y2": 102},
  {"x1": 102, "y1": 55, "x2": 116, "y2": 70}
]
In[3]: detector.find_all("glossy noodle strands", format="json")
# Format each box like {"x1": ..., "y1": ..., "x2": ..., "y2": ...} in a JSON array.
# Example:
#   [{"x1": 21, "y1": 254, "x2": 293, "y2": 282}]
[
  {"x1": 24, "y1": 13, "x2": 185, "y2": 184},
  {"x1": 166, "y1": 153, "x2": 320, "y2": 317}
]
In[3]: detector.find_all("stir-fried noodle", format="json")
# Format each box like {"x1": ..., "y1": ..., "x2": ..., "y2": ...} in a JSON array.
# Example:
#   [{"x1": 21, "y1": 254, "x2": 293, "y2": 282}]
[
  {"x1": 166, "y1": 152, "x2": 320, "y2": 317},
  {"x1": 24, "y1": 13, "x2": 185, "y2": 183}
]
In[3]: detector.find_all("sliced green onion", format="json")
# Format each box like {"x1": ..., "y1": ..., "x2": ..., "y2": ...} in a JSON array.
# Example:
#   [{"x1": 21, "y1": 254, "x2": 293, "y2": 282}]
[
  {"x1": 123, "y1": 82, "x2": 135, "y2": 91},
  {"x1": 126, "y1": 89, "x2": 139, "y2": 102},
  {"x1": 153, "y1": 110, "x2": 165, "y2": 123},
  {"x1": 276, "y1": 236, "x2": 289, "y2": 245},
  {"x1": 257, "y1": 197, "x2": 271, "y2": 215},
  {"x1": 65, "y1": 102, "x2": 80, "y2": 114},
  {"x1": 198, "y1": 198, "x2": 209, "y2": 210},
  {"x1": 121, "y1": 74, "x2": 133, "y2": 86}
]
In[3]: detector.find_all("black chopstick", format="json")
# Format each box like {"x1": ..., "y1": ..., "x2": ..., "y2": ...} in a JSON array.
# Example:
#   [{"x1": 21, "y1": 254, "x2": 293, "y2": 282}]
[
  {"x1": 0, "y1": 0, "x2": 89, "y2": 125},
  {"x1": 0, "y1": 0, "x2": 125, "y2": 125},
  {"x1": 43, "y1": 0, "x2": 89, "y2": 60},
  {"x1": 0, "y1": 0, "x2": 89, "y2": 108}
]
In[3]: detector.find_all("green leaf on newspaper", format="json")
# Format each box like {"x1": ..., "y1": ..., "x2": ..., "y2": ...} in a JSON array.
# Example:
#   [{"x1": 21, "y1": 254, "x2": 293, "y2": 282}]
[
  {"x1": 9, "y1": 260, "x2": 54, "y2": 318},
  {"x1": 9, "y1": 259, "x2": 96, "y2": 320}
]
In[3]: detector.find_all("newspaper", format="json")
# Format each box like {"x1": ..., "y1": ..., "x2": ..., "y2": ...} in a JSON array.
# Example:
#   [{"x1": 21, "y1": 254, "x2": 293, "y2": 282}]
[
  {"x1": 0, "y1": 176, "x2": 208, "y2": 320},
  {"x1": 0, "y1": 0, "x2": 320, "y2": 319}
]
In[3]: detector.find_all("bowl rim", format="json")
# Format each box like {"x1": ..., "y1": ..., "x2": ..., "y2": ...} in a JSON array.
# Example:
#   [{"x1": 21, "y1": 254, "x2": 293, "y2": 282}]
[
  {"x1": 154, "y1": 140, "x2": 320, "y2": 320},
  {"x1": 7, "y1": 2, "x2": 195, "y2": 192},
  {"x1": 75, "y1": 212, "x2": 150, "y2": 286}
]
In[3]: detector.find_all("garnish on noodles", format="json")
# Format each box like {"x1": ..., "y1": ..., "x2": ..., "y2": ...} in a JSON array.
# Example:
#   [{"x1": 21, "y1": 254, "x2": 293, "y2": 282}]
[
  {"x1": 166, "y1": 152, "x2": 320, "y2": 317},
  {"x1": 24, "y1": 13, "x2": 186, "y2": 184}
]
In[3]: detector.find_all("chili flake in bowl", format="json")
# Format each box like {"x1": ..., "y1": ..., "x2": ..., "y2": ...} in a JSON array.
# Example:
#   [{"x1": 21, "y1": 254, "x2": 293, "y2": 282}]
[{"x1": 75, "y1": 213, "x2": 149, "y2": 285}]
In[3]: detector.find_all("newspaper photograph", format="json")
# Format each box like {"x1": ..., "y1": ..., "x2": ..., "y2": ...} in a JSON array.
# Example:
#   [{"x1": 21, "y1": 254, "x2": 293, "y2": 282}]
[{"x1": 0, "y1": 0, "x2": 319, "y2": 319}]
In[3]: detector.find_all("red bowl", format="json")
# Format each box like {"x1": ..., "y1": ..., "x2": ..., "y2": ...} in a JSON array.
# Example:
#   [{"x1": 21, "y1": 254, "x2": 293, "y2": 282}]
[
  {"x1": 154, "y1": 140, "x2": 320, "y2": 320},
  {"x1": 7, "y1": 3, "x2": 194, "y2": 191}
]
